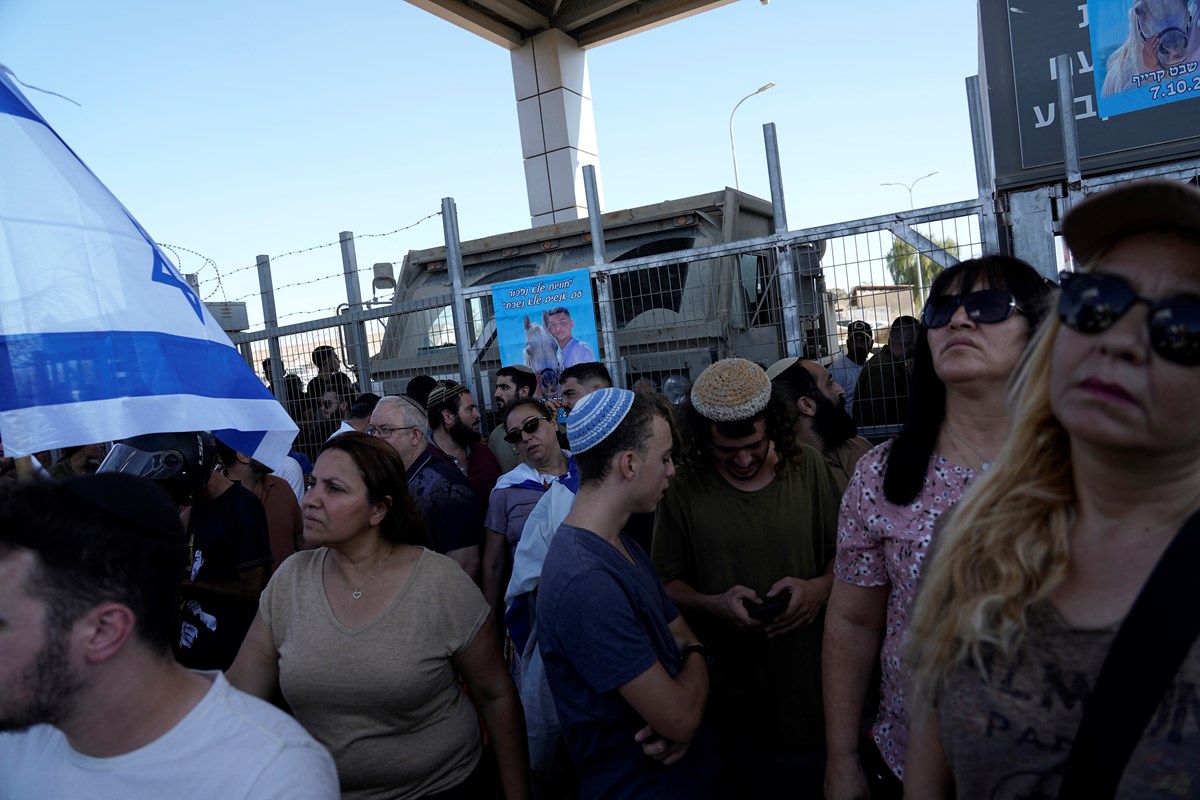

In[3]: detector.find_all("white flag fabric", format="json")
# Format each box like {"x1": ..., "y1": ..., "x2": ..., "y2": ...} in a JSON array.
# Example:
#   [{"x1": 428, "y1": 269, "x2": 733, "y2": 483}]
[{"x1": 0, "y1": 72, "x2": 298, "y2": 468}]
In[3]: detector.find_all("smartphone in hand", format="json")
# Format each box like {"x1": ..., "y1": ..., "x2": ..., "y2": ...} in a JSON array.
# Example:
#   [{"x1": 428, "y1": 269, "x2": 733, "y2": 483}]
[{"x1": 744, "y1": 589, "x2": 791, "y2": 620}]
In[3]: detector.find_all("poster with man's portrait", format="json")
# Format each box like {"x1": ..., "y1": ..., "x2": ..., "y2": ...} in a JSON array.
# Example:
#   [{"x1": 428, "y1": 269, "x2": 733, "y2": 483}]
[
  {"x1": 491, "y1": 268, "x2": 599, "y2": 399},
  {"x1": 1089, "y1": 0, "x2": 1200, "y2": 118}
]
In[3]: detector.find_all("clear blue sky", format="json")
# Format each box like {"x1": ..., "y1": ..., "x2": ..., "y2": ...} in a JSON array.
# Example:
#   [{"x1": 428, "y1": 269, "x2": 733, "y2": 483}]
[{"x1": 2, "y1": 0, "x2": 981, "y2": 327}]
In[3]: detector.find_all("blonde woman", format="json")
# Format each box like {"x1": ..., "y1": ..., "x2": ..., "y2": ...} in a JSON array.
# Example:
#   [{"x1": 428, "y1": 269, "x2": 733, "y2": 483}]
[
  {"x1": 905, "y1": 180, "x2": 1200, "y2": 797},
  {"x1": 822, "y1": 256, "x2": 1053, "y2": 799}
]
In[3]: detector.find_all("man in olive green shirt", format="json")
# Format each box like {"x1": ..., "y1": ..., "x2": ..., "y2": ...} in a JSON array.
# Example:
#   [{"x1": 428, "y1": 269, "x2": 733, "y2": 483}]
[{"x1": 652, "y1": 358, "x2": 840, "y2": 797}]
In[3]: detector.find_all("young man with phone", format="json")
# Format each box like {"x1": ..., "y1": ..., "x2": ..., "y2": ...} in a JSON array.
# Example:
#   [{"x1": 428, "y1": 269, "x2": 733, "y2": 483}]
[{"x1": 652, "y1": 358, "x2": 840, "y2": 797}]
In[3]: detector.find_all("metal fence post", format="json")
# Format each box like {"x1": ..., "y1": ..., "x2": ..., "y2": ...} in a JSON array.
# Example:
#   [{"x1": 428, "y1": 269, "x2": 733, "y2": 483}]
[
  {"x1": 966, "y1": 75, "x2": 1000, "y2": 255},
  {"x1": 257, "y1": 255, "x2": 285, "y2": 401},
  {"x1": 1055, "y1": 54, "x2": 1083, "y2": 194},
  {"x1": 339, "y1": 232, "x2": 373, "y2": 391},
  {"x1": 441, "y1": 198, "x2": 486, "y2": 413},
  {"x1": 583, "y1": 165, "x2": 623, "y2": 388},
  {"x1": 764, "y1": 123, "x2": 805, "y2": 358}
]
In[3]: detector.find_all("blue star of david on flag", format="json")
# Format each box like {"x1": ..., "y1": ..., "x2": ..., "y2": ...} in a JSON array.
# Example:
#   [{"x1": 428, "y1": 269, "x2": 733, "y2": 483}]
[{"x1": 0, "y1": 69, "x2": 297, "y2": 467}]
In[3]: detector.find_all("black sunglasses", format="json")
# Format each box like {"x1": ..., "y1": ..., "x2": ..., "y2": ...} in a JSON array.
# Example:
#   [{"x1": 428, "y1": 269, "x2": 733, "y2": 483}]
[
  {"x1": 504, "y1": 416, "x2": 546, "y2": 444},
  {"x1": 922, "y1": 290, "x2": 1023, "y2": 329},
  {"x1": 1058, "y1": 271, "x2": 1200, "y2": 366}
]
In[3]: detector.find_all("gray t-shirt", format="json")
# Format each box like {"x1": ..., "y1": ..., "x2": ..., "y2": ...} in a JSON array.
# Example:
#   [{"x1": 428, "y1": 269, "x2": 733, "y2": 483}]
[
  {"x1": 260, "y1": 548, "x2": 489, "y2": 800},
  {"x1": 937, "y1": 600, "x2": 1200, "y2": 798}
]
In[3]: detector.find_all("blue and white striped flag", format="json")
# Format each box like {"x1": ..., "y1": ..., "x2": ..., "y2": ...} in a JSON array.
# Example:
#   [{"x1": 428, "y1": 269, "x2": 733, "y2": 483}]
[{"x1": 0, "y1": 71, "x2": 298, "y2": 468}]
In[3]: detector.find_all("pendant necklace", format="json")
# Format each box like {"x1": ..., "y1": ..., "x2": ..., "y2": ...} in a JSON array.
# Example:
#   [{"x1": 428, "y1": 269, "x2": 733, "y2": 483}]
[
  {"x1": 944, "y1": 425, "x2": 993, "y2": 472},
  {"x1": 333, "y1": 544, "x2": 396, "y2": 599}
]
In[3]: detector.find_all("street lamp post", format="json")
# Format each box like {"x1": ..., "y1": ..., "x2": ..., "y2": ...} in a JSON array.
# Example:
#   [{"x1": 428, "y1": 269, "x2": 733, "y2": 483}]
[
  {"x1": 729, "y1": 82, "x2": 775, "y2": 191},
  {"x1": 881, "y1": 171, "x2": 938, "y2": 304}
]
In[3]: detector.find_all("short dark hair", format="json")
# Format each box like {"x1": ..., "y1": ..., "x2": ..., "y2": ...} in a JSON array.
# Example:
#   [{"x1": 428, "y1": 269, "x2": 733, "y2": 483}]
[
  {"x1": 312, "y1": 345, "x2": 337, "y2": 367},
  {"x1": 676, "y1": 384, "x2": 800, "y2": 475},
  {"x1": 317, "y1": 433, "x2": 430, "y2": 547},
  {"x1": 426, "y1": 381, "x2": 467, "y2": 429},
  {"x1": 560, "y1": 361, "x2": 612, "y2": 388},
  {"x1": 213, "y1": 437, "x2": 240, "y2": 469},
  {"x1": 497, "y1": 365, "x2": 536, "y2": 396},
  {"x1": 406, "y1": 375, "x2": 437, "y2": 408},
  {"x1": 349, "y1": 394, "x2": 380, "y2": 421},
  {"x1": 0, "y1": 477, "x2": 187, "y2": 656},
  {"x1": 547, "y1": 306, "x2": 571, "y2": 318},
  {"x1": 575, "y1": 392, "x2": 675, "y2": 486}
]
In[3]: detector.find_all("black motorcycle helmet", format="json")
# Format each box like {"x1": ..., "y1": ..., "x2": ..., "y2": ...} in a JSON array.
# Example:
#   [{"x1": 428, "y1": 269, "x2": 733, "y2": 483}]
[{"x1": 98, "y1": 431, "x2": 217, "y2": 506}]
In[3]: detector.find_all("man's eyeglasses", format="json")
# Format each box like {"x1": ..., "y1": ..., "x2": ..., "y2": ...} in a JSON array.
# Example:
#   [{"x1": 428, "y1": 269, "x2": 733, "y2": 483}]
[
  {"x1": 504, "y1": 416, "x2": 547, "y2": 444},
  {"x1": 366, "y1": 425, "x2": 421, "y2": 439},
  {"x1": 922, "y1": 290, "x2": 1023, "y2": 329},
  {"x1": 1058, "y1": 271, "x2": 1200, "y2": 366}
]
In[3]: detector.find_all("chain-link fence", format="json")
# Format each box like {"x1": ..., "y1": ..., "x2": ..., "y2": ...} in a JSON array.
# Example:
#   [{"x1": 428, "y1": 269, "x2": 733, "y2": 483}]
[{"x1": 229, "y1": 195, "x2": 988, "y2": 445}]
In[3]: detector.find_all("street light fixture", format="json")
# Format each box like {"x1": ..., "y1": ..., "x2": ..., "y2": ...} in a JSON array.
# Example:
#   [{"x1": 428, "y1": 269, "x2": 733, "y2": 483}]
[
  {"x1": 880, "y1": 171, "x2": 938, "y2": 210},
  {"x1": 881, "y1": 171, "x2": 938, "y2": 304},
  {"x1": 729, "y1": 82, "x2": 775, "y2": 191}
]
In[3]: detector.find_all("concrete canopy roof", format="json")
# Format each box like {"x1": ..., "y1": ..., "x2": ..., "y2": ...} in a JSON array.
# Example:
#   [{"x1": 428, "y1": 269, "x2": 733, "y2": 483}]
[{"x1": 406, "y1": 0, "x2": 737, "y2": 49}]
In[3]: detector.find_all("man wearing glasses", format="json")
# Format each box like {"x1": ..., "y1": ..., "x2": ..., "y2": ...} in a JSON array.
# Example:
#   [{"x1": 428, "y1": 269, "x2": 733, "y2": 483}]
[{"x1": 368, "y1": 395, "x2": 483, "y2": 581}]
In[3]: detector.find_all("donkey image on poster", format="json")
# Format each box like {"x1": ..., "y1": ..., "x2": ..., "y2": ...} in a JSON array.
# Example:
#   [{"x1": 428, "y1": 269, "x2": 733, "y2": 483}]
[{"x1": 524, "y1": 312, "x2": 561, "y2": 399}]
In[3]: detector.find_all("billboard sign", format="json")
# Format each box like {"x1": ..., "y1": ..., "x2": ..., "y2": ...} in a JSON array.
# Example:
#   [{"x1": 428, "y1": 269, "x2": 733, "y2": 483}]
[
  {"x1": 491, "y1": 268, "x2": 598, "y2": 399},
  {"x1": 1088, "y1": 0, "x2": 1200, "y2": 118},
  {"x1": 979, "y1": 0, "x2": 1200, "y2": 188}
]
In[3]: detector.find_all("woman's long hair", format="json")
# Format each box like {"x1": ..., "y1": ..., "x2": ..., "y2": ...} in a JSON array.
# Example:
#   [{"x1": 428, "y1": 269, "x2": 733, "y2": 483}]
[
  {"x1": 883, "y1": 256, "x2": 1055, "y2": 505},
  {"x1": 905, "y1": 311, "x2": 1075, "y2": 705}
]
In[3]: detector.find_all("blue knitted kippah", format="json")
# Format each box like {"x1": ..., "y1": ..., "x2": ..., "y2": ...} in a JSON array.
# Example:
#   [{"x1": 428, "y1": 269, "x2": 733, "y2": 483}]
[{"x1": 567, "y1": 388, "x2": 635, "y2": 453}]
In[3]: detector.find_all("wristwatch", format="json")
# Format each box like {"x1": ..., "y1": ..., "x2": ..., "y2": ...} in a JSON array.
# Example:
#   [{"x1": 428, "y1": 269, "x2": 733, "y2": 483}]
[{"x1": 680, "y1": 643, "x2": 707, "y2": 661}]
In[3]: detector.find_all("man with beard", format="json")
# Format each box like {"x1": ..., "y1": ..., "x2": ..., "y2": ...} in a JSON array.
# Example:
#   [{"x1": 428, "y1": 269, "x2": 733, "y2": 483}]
[
  {"x1": 489, "y1": 364, "x2": 537, "y2": 473},
  {"x1": 652, "y1": 358, "x2": 840, "y2": 797},
  {"x1": 767, "y1": 357, "x2": 874, "y2": 494},
  {"x1": 0, "y1": 474, "x2": 337, "y2": 798},
  {"x1": 426, "y1": 380, "x2": 502, "y2": 507}
]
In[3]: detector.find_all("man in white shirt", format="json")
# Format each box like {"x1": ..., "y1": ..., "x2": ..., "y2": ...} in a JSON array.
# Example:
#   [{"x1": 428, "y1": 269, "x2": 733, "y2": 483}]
[{"x1": 0, "y1": 473, "x2": 339, "y2": 799}]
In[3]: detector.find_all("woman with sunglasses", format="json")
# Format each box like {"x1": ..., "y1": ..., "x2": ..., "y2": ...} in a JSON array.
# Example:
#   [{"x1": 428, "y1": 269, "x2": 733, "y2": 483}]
[
  {"x1": 482, "y1": 399, "x2": 575, "y2": 625},
  {"x1": 823, "y1": 255, "x2": 1053, "y2": 799},
  {"x1": 904, "y1": 182, "x2": 1200, "y2": 796},
  {"x1": 229, "y1": 433, "x2": 530, "y2": 800}
]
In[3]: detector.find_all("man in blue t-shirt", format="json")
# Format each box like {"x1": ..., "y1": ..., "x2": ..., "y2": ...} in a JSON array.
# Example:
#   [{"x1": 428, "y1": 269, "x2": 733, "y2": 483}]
[{"x1": 537, "y1": 388, "x2": 720, "y2": 799}]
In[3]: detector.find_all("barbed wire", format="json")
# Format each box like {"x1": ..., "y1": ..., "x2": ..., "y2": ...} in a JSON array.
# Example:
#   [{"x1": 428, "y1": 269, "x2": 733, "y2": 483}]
[
  {"x1": 156, "y1": 242, "x2": 229, "y2": 303},
  {"x1": 156, "y1": 209, "x2": 442, "y2": 310},
  {"x1": 195, "y1": 210, "x2": 443, "y2": 283}
]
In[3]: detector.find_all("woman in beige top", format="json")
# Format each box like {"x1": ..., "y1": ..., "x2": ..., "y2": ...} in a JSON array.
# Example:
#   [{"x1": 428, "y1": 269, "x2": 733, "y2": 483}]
[{"x1": 229, "y1": 433, "x2": 529, "y2": 800}]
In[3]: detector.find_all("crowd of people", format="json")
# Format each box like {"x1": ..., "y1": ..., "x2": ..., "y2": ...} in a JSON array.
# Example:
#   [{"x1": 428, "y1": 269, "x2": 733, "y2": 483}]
[{"x1": 2, "y1": 179, "x2": 1199, "y2": 798}]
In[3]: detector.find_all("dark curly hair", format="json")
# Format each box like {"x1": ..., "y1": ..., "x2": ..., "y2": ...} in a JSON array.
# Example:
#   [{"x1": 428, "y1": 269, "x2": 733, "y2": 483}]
[{"x1": 674, "y1": 383, "x2": 802, "y2": 476}]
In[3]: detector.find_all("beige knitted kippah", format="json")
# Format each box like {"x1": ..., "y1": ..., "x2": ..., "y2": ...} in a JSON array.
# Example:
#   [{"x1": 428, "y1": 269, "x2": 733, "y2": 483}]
[{"x1": 691, "y1": 358, "x2": 771, "y2": 422}]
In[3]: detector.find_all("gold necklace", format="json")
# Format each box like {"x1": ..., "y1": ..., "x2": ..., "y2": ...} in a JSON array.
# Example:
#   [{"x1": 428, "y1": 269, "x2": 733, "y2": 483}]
[{"x1": 332, "y1": 545, "x2": 395, "y2": 599}]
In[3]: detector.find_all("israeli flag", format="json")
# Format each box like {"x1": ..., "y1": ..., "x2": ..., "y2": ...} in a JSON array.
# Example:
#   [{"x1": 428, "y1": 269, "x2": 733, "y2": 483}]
[{"x1": 0, "y1": 71, "x2": 298, "y2": 467}]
